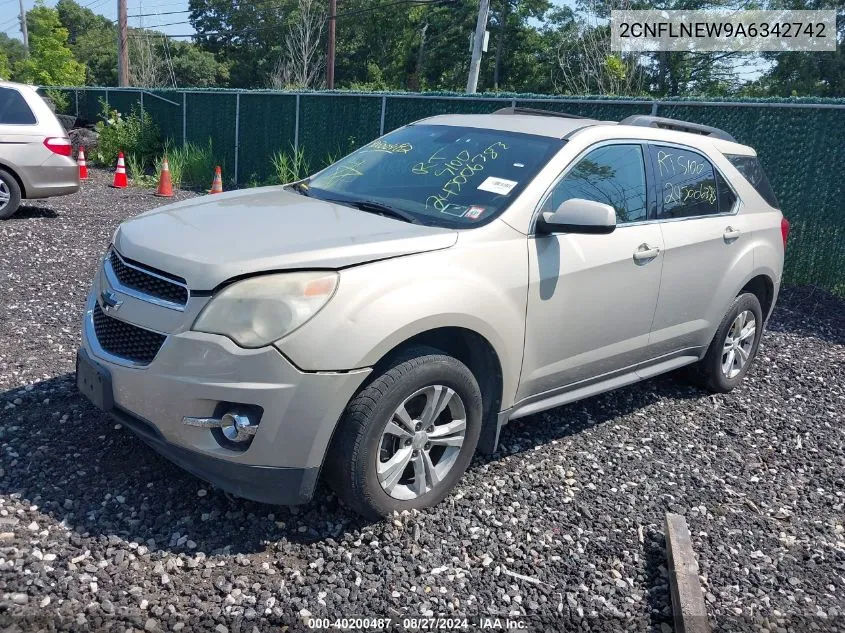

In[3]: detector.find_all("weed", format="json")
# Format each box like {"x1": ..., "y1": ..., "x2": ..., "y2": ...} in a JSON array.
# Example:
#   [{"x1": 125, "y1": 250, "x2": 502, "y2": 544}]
[
  {"x1": 271, "y1": 146, "x2": 310, "y2": 184},
  {"x1": 159, "y1": 140, "x2": 215, "y2": 189}
]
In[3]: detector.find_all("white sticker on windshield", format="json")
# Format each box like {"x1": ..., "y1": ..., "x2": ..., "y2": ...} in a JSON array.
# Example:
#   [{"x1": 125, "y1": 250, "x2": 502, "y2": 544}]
[{"x1": 477, "y1": 177, "x2": 518, "y2": 195}]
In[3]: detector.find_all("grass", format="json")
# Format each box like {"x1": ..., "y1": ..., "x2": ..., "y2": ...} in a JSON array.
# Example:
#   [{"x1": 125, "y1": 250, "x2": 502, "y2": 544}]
[
  {"x1": 271, "y1": 146, "x2": 310, "y2": 184},
  {"x1": 159, "y1": 140, "x2": 216, "y2": 190}
]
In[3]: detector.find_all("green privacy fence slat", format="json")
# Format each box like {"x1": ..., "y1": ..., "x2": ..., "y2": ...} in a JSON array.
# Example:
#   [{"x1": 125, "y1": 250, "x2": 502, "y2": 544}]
[
  {"x1": 58, "y1": 87, "x2": 845, "y2": 295},
  {"x1": 185, "y1": 92, "x2": 237, "y2": 182},
  {"x1": 237, "y1": 93, "x2": 298, "y2": 183},
  {"x1": 82, "y1": 88, "x2": 109, "y2": 120},
  {"x1": 517, "y1": 99, "x2": 654, "y2": 121},
  {"x1": 298, "y1": 94, "x2": 383, "y2": 168},
  {"x1": 107, "y1": 90, "x2": 142, "y2": 117},
  {"x1": 384, "y1": 96, "x2": 506, "y2": 132},
  {"x1": 142, "y1": 90, "x2": 182, "y2": 143}
]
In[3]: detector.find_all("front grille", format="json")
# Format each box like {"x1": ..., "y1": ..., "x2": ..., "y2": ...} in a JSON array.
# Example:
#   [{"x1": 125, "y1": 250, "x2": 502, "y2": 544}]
[
  {"x1": 92, "y1": 304, "x2": 166, "y2": 365},
  {"x1": 108, "y1": 250, "x2": 188, "y2": 306}
]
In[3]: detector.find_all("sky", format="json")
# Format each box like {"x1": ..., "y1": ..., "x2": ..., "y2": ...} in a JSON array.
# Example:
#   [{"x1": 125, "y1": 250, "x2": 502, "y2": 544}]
[{"x1": 1, "y1": 0, "x2": 196, "y2": 40}]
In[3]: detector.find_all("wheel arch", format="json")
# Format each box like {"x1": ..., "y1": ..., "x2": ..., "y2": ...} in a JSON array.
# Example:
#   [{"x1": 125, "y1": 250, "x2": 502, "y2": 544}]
[
  {"x1": 0, "y1": 161, "x2": 26, "y2": 198},
  {"x1": 324, "y1": 326, "x2": 506, "y2": 467},
  {"x1": 739, "y1": 273, "x2": 775, "y2": 321}
]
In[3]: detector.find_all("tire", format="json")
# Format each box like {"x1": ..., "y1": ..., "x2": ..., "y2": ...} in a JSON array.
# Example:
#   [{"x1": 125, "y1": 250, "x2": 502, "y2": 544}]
[
  {"x1": 324, "y1": 347, "x2": 483, "y2": 519},
  {"x1": 693, "y1": 292, "x2": 764, "y2": 393},
  {"x1": 0, "y1": 169, "x2": 22, "y2": 220}
]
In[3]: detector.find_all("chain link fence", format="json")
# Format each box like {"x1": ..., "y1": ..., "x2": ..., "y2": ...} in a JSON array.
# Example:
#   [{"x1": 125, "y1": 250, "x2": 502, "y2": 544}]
[{"x1": 50, "y1": 87, "x2": 845, "y2": 295}]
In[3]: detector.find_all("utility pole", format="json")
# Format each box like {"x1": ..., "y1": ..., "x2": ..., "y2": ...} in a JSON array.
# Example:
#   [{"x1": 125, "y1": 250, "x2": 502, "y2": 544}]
[
  {"x1": 18, "y1": 0, "x2": 28, "y2": 50},
  {"x1": 326, "y1": 0, "x2": 337, "y2": 89},
  {"x1": 465, "y1": 0, "x2": 489, "y2": 94},
  {"x1": 117, "y1": 0, "x2": 129, "y2": 86}
]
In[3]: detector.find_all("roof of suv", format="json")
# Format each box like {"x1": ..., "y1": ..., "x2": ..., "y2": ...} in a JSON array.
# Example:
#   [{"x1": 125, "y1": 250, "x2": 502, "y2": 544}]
[
  {"x1": 420, "y1": 112, "x2": 605, "y2": 139},
  {"x1": 419, "y1": 110, "x2": 755, "y2": 155}
]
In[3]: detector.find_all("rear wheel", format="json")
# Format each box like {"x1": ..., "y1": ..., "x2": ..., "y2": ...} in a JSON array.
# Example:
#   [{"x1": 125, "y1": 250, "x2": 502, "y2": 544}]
[
  {"x1": 0, "y1": 169, "x2": 22, "y2": 220},
  {"x1": 324, "y1": 347, "x2": 482, "y2": 519},
  {"x1": 694, "y1": 292, "x2": 763, "y2": 393}
]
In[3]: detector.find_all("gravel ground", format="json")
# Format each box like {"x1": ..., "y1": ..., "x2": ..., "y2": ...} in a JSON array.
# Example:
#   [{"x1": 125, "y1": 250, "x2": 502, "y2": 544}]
[{"x1": 1, "y1": 169, "x2": 843, "y2": 632}]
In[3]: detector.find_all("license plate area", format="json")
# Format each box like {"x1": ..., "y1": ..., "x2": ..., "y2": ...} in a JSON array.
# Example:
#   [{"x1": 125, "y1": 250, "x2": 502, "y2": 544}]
[{"x1": 76, "y1": 349, "x2": 114, "y2": 412}]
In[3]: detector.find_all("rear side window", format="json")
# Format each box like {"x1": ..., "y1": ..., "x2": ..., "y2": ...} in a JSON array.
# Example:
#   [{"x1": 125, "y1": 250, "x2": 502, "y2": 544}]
[
  {"x1": 725, "y1": 154, "x2": 779, "y2": 209},
  {"x1": 0, "y1": 87, "x2": 37, "y2": 125},
  {"x1": 649, "y1": 145, "x2": 735, "y2": 219}
]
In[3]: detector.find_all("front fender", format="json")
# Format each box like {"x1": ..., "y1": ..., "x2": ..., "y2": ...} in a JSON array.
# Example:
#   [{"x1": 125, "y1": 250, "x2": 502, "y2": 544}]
[{"x1": 277, "y1": 231, "x2": 529, "y2": 409}]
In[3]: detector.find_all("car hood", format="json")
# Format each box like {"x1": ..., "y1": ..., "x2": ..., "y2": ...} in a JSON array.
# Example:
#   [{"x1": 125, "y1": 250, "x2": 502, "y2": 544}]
[{"x1": 113, "y1": 187, "x2": 458, "y2": 290}]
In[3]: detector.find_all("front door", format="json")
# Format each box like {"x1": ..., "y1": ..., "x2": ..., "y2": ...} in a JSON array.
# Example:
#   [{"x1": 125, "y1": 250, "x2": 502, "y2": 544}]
[{"x1": 518, "y1": 143, "x2": 664, "y2": 401}]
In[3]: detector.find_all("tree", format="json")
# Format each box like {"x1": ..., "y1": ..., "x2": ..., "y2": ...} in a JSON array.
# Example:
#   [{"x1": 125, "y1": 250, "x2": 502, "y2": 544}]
[
  {"x1": 0, "y1": 34, "x2": 27, "y2": 71},
  {"x1": 190, "y1": 0, "x2": 294, "y2": 87},
  {"x1": 56, "y1": 0, "x2": 117, "y2": 85},
  {"x1": 269, "y1": 0, "x2": 327, "y2": 89},
  {"x1": 755, "y1": 0, "x2": 844, "y2": 97},
  {"x1": 169, "y1": 41, "x2": 230, "y2": 88},
  {"x1": 556, "y1": 0, "x2": 643, "y2": 95},
  {"x1": 0, "y1": 50, "x2": 10, "y2": 80},
  {"x1": 13, "y1": 2, "x2": 85, "y2": 86}
]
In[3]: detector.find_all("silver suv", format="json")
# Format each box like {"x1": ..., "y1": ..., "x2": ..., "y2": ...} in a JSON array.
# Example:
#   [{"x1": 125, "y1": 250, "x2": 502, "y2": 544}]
[
  {"x1": 77, "y1": 109, "x2": 787, "y2": 518},
  {"x1": 0, "y1": 81, "x2": 80, "y2": 219}
]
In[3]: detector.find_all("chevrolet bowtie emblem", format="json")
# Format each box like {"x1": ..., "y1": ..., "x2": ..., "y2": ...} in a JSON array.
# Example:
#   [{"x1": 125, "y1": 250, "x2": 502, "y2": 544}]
[{"x1": 100, "y1": 289, "x2": 123, "y2": 312}]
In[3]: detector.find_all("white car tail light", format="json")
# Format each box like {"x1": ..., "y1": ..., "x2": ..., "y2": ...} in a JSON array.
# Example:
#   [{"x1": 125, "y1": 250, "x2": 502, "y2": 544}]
[{"x1": 43, "y1": 137, "x2": 72, "y2": 157}]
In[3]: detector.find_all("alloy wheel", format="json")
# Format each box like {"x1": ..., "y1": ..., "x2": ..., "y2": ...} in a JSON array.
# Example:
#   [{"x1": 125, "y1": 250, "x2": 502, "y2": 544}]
[
  {"x1": 721, "y1": 309, "x2": 756, "y2": 379},
  {"x1": 0, "y1": 180, "x2": 9, "y2": 213},
  {"x1": 376, "y1": 385, "x2": 467, "y2": 500}
]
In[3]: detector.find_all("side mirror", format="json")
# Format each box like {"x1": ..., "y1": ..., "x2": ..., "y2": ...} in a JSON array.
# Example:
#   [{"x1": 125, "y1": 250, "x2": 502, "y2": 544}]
[{"x1": 536, "y1": 198, "x2": 616, "y2": 235}]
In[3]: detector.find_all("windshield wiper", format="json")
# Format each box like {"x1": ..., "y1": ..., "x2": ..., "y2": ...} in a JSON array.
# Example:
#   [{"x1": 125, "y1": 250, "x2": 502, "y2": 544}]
[
  {"x1": 288, "y1": 181, "x2": 311, "y2": 197},
  {"x1": 328, "y1": 198, "x2": 420, "y2": 224}
]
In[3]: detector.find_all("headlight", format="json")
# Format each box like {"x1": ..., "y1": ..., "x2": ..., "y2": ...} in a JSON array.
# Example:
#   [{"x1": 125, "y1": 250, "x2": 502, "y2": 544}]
[{"x1": 193, "y1": 271, "x2": 338, "y2": 348}]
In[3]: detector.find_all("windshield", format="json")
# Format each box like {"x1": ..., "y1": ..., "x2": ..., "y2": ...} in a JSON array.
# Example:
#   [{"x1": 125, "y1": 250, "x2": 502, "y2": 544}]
[{"x1": 304, "y1": 124, "x2": 564, "y2": 227}]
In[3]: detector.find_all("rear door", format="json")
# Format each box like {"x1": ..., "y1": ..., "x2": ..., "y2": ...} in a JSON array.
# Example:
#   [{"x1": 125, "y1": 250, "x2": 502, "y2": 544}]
[{"x1": 646, "y1": 143, "x2": 753, "y2": 359}]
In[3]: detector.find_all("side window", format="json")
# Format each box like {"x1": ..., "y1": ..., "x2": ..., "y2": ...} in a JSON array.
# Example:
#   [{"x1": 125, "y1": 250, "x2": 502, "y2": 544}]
[
  {"x1": 716, "y1": 171, "x2": 737, "y2": 213},
  {"x1": 726, "y1": 154, "x2": 779, "y2": 208},
  {"x1": 541, "y1": 144, "x2": 647, "y2": 224},
  {"x1": 0, "y1": 87, "x2": 37, "y2": 125},
  {"x1": 650, "y1": 145, "x2": 734, "y2": 219}
]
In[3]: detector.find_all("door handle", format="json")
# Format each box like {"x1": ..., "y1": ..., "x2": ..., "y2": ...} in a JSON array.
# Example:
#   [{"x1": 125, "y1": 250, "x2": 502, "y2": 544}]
[
  {"x1": 633, "y1": 243, "x2": 660, "y2": 262},
  {"x1": 723, "y1": 226, "x2": 741, "y2": 242}
]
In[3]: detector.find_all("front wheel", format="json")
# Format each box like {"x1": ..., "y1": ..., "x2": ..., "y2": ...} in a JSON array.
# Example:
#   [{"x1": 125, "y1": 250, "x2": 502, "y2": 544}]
[
  {"x1": 695, "y1": 292, "x2": 764, "y2": 393},
  {"x1": 324, "y1": 348, "x2": 482, "y2": 519}
]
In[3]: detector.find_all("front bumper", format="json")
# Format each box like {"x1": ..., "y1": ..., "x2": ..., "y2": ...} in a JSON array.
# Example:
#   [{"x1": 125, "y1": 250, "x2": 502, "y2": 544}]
[{"x1": 79, "y1": 291, "x2": 371, "y2": 505}]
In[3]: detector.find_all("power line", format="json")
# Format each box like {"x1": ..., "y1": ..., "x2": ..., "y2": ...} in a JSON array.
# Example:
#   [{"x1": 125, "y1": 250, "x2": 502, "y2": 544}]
[
  {"x1": 128, "y1": 8, "x2": 189, "y2": 18},
  {"x1": 126, "y1": 0, "x2": 455, "y2": 38}
]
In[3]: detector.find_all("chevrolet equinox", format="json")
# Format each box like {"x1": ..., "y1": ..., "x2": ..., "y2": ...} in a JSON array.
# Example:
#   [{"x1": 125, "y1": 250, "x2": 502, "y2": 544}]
[{"x1": 77, "y1": 109, "x2": 787, "y2": 518}]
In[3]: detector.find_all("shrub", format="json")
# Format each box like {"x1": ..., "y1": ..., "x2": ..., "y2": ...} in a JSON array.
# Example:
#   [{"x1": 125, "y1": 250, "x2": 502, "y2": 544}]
[
  {"x1": 43, "y1": 88, "x2": 70, "y2": 114},
  {"x1": 94, "y1": 99, "x2": 161, "y2": 168}
]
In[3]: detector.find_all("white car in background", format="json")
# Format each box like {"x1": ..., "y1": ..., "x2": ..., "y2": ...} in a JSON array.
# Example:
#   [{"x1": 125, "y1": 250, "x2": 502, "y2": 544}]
[{"x1": 0, "y1": 81, "x2": 79, "y2": 219}]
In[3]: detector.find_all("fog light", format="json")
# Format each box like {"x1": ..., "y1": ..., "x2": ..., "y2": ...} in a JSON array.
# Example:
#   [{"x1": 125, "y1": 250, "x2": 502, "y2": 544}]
[{"x1": 220, "y1": 412, "x2": 256, "y2": 443}]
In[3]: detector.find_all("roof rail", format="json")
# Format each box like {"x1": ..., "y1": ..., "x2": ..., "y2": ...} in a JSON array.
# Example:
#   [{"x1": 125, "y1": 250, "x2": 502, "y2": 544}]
[
  {"x1": 493, "y1": 106, "x2": 588, "y2": 120},
  {"x1": 619, "y1": 115, "x2": 736, "y2": 142}
]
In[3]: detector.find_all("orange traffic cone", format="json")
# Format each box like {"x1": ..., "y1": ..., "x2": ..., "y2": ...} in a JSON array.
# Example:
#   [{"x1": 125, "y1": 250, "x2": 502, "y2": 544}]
[
  {"x1": 77, "y1": 146, "x2": 89, "y2": 180},
  {"x1": 209, "y1": 166, "x2": 223, "y2": 194},
  {"x1": 155, "y1": 156, "x2": 174, "y2": 198},
  {"x1": 111, "y1": 152, "x2": 128, "y2": 188}
]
